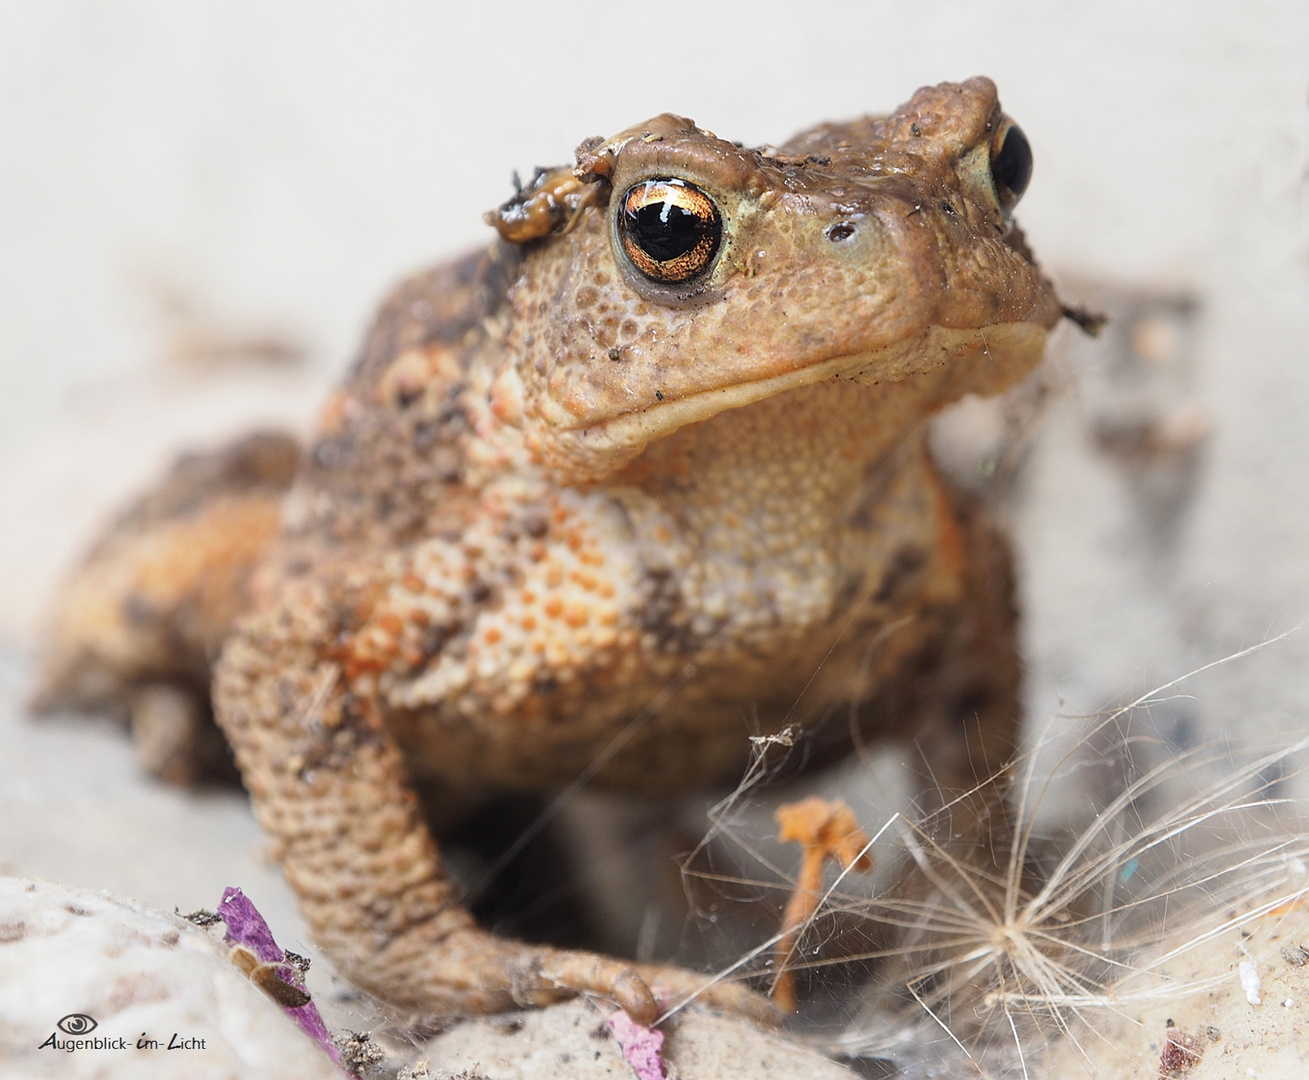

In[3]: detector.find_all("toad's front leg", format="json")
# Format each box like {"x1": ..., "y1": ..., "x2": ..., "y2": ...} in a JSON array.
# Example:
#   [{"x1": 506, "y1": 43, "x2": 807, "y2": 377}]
[{"x1": 213, "y1": 576, "x2": 769, "y2": 1025}]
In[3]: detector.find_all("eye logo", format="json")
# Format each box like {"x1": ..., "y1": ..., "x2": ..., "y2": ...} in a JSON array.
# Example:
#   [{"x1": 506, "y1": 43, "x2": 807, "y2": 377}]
[{"x1": 57, "y1": 1013, "x2": 98, "y2": 1035}]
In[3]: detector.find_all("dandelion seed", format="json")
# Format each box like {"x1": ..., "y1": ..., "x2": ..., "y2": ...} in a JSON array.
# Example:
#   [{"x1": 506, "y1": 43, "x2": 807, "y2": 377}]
[{"x1": 687, "y1": 639, "x2": 1309, "y2": 1073}]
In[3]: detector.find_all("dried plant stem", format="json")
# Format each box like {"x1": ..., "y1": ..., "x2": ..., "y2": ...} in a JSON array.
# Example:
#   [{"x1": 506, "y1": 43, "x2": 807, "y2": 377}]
[{"x1": 772, "y1": 797, "x2": 872, "y2": 1012}]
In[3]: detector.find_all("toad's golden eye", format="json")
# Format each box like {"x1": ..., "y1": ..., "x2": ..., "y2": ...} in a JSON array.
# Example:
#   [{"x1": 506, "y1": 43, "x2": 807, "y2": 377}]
[
  {"x1": 617, "y1": 179, "x2": 722, "y2": 284},
  {"x1": 990, "y1": 119, "x2": 1032, "y2": 214}
]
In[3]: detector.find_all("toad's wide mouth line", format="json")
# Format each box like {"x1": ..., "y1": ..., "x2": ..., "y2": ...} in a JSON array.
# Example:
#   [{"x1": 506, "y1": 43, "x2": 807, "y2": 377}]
[{"x1": 555, "y1": 321, "x2": 1050, "y2": 452}]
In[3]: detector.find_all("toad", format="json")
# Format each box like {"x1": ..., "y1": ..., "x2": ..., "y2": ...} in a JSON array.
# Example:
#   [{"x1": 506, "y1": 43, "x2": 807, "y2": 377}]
[{"x1": 37, "y1": 77, "x2": 1067, "y2": 1023}]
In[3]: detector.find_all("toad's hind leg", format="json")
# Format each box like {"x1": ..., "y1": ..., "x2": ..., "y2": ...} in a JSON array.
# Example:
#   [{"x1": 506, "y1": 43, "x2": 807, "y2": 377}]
[
  {"x1": 213, "y1": 578, "x2": 773, "y2": 1024},
  {"x1": 917, "y1": 484, "x2": 1023, "y2": 807},
  {"x1": 32, "y1": 431, "x2": 301, "y2": 783}
]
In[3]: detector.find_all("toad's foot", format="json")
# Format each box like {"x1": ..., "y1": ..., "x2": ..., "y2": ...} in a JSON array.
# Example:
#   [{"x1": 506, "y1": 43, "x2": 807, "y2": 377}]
[{"x1": 354, "y1": 925, "x2": 775, "y2": 1026}]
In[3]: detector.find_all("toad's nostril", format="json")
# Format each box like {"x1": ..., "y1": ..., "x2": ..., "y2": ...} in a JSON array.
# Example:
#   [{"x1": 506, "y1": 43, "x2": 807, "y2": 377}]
[{"x1": 826, "y1": 222, "x2": 856, "y2": 243}]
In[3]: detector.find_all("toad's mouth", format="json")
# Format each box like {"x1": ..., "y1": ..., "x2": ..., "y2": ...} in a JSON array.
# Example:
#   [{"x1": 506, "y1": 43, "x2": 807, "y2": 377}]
[{"x1": 553, "y1": 320, "x2": 1050, "y2": 465}]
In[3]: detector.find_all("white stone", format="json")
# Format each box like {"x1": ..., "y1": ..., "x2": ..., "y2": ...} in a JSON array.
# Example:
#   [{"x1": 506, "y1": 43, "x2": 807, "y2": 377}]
[
  {"x1": 0, "y1": 878, "x2": 340, "y2": 1080},
  {"x1": 421, "y1": 997, "x2": 857, "y2": 1080}
]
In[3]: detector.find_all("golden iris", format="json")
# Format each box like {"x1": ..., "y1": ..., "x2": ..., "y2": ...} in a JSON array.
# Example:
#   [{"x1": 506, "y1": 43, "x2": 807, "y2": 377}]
[{"x1": 618, "y1": 179, "x2": 722, "y2": 284}]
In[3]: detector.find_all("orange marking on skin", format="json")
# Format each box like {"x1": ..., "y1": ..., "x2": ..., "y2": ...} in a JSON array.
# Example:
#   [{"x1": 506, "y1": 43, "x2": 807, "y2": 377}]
[
  {"x1": 564, "y1": 602, "x2": 588, "y2": 628},
  {"x1": 124, "y1": 496, "x2": 282, "y2": 631},
  {"x1": 402, "y1": 573, "x2": 424, "y2": 592},
  {"x1": 544, "y1": 598, "x2": 563, "y2": 618},
  {"x1": 378, "y1": 613, "x2": 404, "y2": 637},
  {"x1": 521, "y1": 614, "x2": 537, "y2": 631},
  {"x1": 931, "y1": 475, "x2": 968, "y2": 587},
  {"x1": 566, "y1": 530, "x2": 584, "y2": 551},
  {"x1": 316, "y1": 390, "x2": 350, "y2": 434},
  {"x1": 342, "y1": 652, "x2": 384, "y2": 682},
  {"x1": 484, "y1": 626, "x2": 502, "y2": 645}
]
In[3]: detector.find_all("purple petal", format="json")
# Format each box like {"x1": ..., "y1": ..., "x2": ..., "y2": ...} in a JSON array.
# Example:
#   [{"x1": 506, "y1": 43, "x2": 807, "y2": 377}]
[
  {"x1": 607, "y1": 1009, "x2": 666, "y2": 1080},
  {"x1": 218, "y1": 886, "x2": 283, "y2": 963},
  {"x1": 218, "y1": 887, "x2": 342, "y2": 1068}
]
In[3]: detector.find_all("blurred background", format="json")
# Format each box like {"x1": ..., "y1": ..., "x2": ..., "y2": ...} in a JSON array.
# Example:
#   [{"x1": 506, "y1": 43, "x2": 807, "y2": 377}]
[{"x1": 0, "y1": 0, "x2": 1306, "y2": 977}]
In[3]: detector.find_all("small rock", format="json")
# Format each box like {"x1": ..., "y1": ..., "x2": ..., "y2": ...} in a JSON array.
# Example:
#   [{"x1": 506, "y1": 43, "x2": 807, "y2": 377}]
[
  {"x1": 0, "y1": 877, "x2": 339, "y2": 1079},
  {"x1": 1279, "y1": 942, "x2": 1309, "y2": 967}
]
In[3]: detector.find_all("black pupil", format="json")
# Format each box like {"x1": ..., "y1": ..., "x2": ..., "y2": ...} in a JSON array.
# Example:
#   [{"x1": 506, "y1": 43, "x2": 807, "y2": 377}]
[
  {"x1": 991, "y1": 124, "x2": 1033, "y2": 201},
  {"x1": 628, "y1": 190, "x2": 708, "y2": 261}
]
